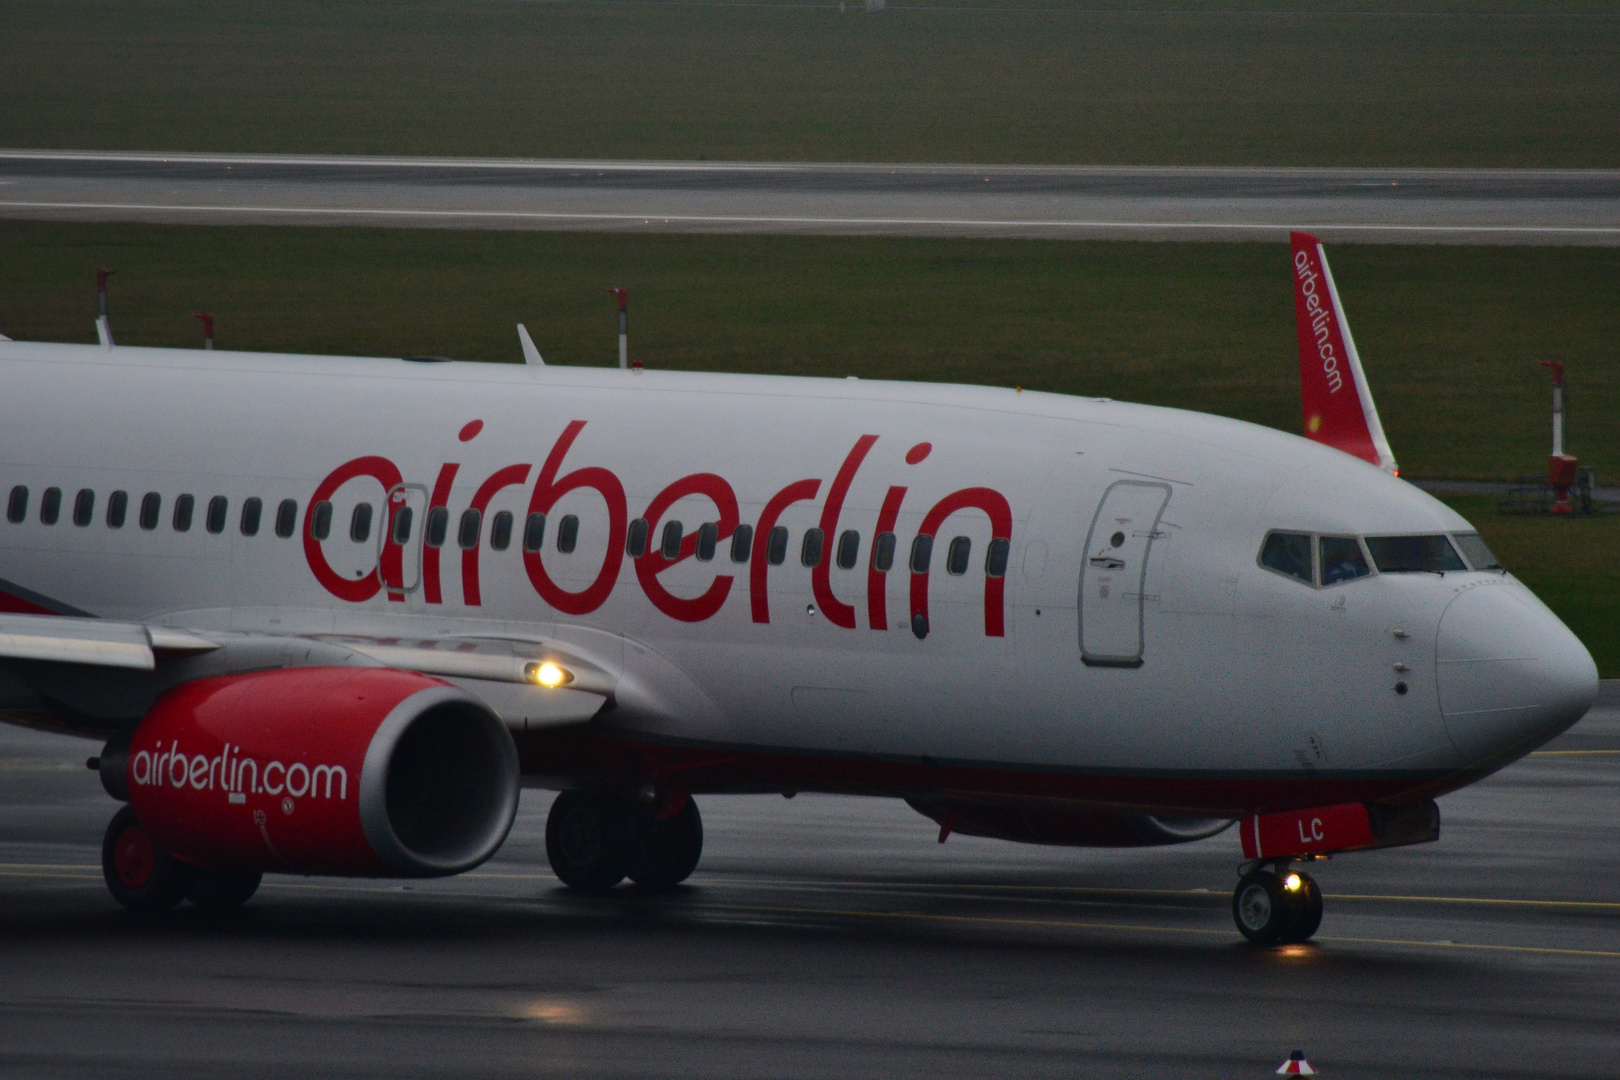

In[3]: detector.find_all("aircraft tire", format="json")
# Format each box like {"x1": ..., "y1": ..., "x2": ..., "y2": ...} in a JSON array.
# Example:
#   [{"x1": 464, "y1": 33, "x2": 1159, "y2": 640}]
[
  {"x1": 545, "y1": 790, "x2": 635, "y2": 892},
  {"x1": 187, "y1": 868, "x2": 263, "y2": 913},
  {"x1": 627, "y1": 798, "x2": 703, "y2": 891},
  {"x1": 1232, "y1": 869, "x2": 1292, "y2": 945},
  {"x1": 102, "y1": 806, "x2": 191, "y2": 912},
  {"x1": 1279, "y1": 873, "x2": 1323, "y2": 943}
]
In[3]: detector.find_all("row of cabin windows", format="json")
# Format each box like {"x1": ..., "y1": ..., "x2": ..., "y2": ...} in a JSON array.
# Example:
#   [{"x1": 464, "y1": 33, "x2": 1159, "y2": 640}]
[
  {"x1": 317, "y1": 502, "x2": 1012, "y2": 577},
  {"x1": 7, "y1": 485, "x2": 299, "y2": 538},
  {"x1": 8, "y1": 483, "x2": 1013, "y2": 578}
]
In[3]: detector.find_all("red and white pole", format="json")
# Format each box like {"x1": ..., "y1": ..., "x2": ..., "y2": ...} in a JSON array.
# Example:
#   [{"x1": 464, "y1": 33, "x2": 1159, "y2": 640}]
[
  {"x1": 193, "y1": 313, "x2": 214, "y2": 350},
  {"x1": 1540, "y1": 361, "x2": 1577, "y2": 514},
  {"x1": 608, "y1": 287, "x2": 629, "y2": 369}
]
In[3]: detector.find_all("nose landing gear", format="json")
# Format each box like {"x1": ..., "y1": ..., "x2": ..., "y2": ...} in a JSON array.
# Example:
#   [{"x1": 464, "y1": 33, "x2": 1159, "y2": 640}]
[{"x1": 1233, "y1": 862, "x2": 1323, "y2": 945}]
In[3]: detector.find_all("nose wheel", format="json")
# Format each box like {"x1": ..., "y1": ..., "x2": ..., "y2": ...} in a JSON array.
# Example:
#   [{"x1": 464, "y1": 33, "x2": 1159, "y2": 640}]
[{"x1": 1233, "y1": 864, "x2": 1323, "y2": 945}]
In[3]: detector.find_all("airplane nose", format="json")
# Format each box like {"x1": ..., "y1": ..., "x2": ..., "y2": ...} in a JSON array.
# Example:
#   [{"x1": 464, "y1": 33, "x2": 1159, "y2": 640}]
[{"x1": 1435, "y1": 582, "x2": 1599, "y2": 763}]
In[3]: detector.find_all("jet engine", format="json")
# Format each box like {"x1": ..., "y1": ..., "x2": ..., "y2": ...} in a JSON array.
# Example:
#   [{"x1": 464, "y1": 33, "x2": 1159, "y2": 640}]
[
  {"x1": 119, "y1": 667, "x2": 520, "y2": 877},
  {"x1": 907, "y1": 796, "x2": 1233, "y2": 847}
]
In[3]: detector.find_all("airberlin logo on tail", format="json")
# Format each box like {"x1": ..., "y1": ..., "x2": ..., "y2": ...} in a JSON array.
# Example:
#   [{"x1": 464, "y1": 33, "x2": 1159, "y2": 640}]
[
  {"x1": 131, "y1": 740, "x2": 349, "y2": 801},
  {"x1": 303, "y1": 426, "x2": 1013, "y2": 637},
  {"x1": 1294, "y1": 245, "x2": 1344, "y2": 396}
]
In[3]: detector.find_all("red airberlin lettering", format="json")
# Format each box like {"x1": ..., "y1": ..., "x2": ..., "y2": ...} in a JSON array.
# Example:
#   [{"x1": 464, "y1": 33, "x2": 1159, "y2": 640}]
[
  {"x1": 750, "y1": 478, "x2": 822, "y2": 624},
  {"x1": 910, "y1": 487, "x2": 1013, "y2": 637},
  {"x1": 1291, "y1": 231, "x2": 1379, "y2": 465},
  {"x1": 635, "y1": 473, "x2": 741, "y2": 622},
  {"x1": 305, "y1": 456, "x2": 405, "y2": 602},
  {"x1": 868, "y1": 484, "x2": 908, "y2": 631},
  {"x1": 523, "y1": 421, "x2": 628, "y2": 616},
  {"x1": 462, "y1": 464, "x2": 532, "y2": 606},
  {"x1": 810, "y1": 435, "x2": 879, "y2": 630}
]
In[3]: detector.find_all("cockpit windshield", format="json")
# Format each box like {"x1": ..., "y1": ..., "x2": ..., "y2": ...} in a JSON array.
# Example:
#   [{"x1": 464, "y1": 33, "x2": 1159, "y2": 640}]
[
  {"x1": 1364, "y1": 534, "x2": 1467, "y2": 574},
  {"x1": 1452, "y1": 532, "x2": 1503, "y2": 571}
]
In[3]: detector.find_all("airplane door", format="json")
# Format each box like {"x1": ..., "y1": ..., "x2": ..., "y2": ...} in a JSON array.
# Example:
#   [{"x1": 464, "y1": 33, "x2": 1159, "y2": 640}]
[
  {"x1": 1079, "y1": 481, "x2": 1171, "y2": 667},
  {"x1": 381, "y1": 484, "x2": 430, "y2": 595}
]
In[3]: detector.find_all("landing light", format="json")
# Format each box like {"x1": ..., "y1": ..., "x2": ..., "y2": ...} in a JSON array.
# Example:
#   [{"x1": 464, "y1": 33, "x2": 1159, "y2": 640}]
[
  {"x1": 1283, "y1": 873, "x2": 1303, "y2": 892},
  {"x1": 525, "y1": 662, "x2": 573, "y2": 688}
]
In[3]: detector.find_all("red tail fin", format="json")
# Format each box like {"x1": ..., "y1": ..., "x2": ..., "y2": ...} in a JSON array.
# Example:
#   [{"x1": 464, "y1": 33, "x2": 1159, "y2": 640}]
[{"x1": 1291, "y1": 232, "x2": 1397, "y2": 474}]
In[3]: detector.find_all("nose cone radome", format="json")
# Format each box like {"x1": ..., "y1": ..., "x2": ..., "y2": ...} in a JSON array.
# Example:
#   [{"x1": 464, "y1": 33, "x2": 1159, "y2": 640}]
[{"x1": 1436, "y1": 582, "x2": 1599, "y2": 763}]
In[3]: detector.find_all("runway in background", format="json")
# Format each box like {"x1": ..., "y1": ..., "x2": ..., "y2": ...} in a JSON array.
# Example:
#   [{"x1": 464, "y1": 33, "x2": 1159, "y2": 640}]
[
  {"x1": 1, "y1": 684, "x2": 1616, "y2": 1079},
  {"x1": 1, "y1": 151, "x2": 1617, "y2": 244}
]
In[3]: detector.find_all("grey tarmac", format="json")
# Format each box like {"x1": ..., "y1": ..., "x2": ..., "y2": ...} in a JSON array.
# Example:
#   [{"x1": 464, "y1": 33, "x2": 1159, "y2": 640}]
[
  {"x1": 1, "y1": 151, "x2": 1617, "y2": 244},
  {"x1": 0, "y1": 683, "x2": 1616, "y2": 1079}
]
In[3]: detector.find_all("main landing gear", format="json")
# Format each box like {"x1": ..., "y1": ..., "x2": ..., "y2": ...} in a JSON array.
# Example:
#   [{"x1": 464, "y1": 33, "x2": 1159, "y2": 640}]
[
  {"x1": 545, "y1": 789, "x2": 703, "y2": 893},
  {"x1": 101, "y1": 806, "x2": 261, "y2": 914},
  {"x1": 1232, "y1": 861, "x2": 1323, "y2": 945}
]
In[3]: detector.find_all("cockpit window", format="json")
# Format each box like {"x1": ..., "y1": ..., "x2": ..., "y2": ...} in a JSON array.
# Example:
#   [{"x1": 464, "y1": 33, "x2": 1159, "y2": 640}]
[
  {"x1": 1318, "y1": 535, "x2": 1371, "y2": 585},
  {"x1": 1452, "y1": 532, "x2": 1502, "y2": 571},
  {"x1": 1365, "y1": 534, "x2": 1466, "y2": 574},
  {"x1": 1260, "y1": 531, "x2": 1313, "y2": 585}
]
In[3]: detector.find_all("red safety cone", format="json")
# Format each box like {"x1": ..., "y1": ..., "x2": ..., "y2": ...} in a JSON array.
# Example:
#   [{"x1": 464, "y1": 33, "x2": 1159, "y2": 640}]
[{"x1": 1276, "y1": 1049, "x2": 1316, "y2": 1075}]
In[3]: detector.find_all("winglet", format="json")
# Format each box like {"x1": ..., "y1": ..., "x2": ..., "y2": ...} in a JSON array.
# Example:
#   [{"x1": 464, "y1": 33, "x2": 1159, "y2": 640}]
[
  {"x1": 95, "y1": 316, "x2": 114, "y2": 349},
  {"x1": 1290, "y1": 232, "x2": 1397, "y2": 475},
  {"x1": 517, "y1": 323, "x2": 544, "y2": 367}
]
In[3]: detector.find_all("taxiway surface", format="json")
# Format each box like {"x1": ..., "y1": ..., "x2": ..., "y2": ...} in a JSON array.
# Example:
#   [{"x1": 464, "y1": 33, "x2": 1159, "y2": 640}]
[
  {"x1": 2, "y1": 684, "x2": 1617, "y2": 1079},
  {"x1": 2, "y1": 151, "x2": 1617, "y2": 244}
]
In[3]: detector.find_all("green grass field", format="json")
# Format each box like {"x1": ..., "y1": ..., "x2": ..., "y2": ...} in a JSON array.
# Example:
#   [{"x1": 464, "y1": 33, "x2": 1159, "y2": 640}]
[
  {"x1": 1, "y1": 220, "x2": 1612, "y2": 673},
  {"x1": 3, "y1": 0, "x2": 1617, "y2": 167}
]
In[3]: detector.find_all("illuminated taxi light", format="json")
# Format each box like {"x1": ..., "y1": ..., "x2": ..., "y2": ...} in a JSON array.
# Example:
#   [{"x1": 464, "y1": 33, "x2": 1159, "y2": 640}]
[
  {"x1": 1283, "y1": 873, "x2": 1303, "y2": 892},
  {"x1": 525, "y1": 662, "x2": 572, "y2": 688}
]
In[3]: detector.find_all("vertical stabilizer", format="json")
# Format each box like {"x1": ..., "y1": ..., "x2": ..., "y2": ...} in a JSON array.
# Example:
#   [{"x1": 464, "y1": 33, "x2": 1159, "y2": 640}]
[{"x1": 1290, "y1": 232, "x2": 1397, "y2": 474}]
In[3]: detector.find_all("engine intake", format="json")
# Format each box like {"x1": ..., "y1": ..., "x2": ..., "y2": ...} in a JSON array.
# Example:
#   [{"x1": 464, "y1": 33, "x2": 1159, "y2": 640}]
[{"x1": 126, "y1": 667, "x2": 519, "y2": 877}]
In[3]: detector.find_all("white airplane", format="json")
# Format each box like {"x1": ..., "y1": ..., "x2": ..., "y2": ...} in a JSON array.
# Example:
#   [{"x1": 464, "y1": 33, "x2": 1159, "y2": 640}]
[{"x1": 0, "y1": 233, "x2": 1596, "y2": 944}]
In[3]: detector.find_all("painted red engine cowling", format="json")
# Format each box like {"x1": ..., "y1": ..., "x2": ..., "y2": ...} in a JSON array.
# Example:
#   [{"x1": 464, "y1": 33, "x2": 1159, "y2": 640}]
[{"x1": 125, "y1": 667, "x2": 520, "y2": 877}]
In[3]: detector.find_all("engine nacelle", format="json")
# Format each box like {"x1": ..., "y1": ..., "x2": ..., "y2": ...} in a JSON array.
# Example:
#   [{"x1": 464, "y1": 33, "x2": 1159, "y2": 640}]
[
  {"x1": 126, "y1": 667, "x2": 520, "y2": 877},
  {"x1": 907, "y1": 797, "x2": 1233, "y2": 848}
]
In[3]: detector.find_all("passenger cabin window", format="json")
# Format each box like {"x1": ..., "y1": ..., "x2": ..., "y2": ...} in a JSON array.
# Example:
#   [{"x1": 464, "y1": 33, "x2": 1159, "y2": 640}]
[
  {"x1": 392, "y1": 505, "x2": 414, "y2": 545},
  {"x1": 626, "y1": 518, "x2": 649, "y2": 558},
  {"x1": 139, "y1": 492, "x2": 161, "y2": 531},
  {"x1": 766, "y1": 526, "x2": 789, "y2": 566},
  {"x1": 1365, "y1": 535, "x2": 1466, "y2": 574},
  {"x1": 1453, "y1": 533, "x2": 1502, "y2": 571},
  {"x1": 6, "y1": 486, "x2": 25, "y2": 524},
  {"x1": 661, "y1": 520, "x2": 683, "y2": 560},
  {"x1": 872, "y1": 532, "x2": 896, "y2": 572},
  {"x1": 836, "y1": 530, "x2": 860, "y2": 570},
  {"x1": 909, "y1": 534, "x2": 933, "y2": 574},
  {"x1": 73, "y1": 489, "x2": 95, "y2": 527},
  {"x1": 557, "y1": 515, "x2": 579, "y2": 554},
  {"x1": 206, "y1": 496, "x2": 229, "y2": 534},
  {"x1": 350, "y1": 503, "x2": 372, "y2": 543},
  {"x1": 1260, "y1": 531, "x2": 1312, "y2": 585},
  {"x1": 730, "y1": 524, "x2": 753, "y2": 563},
  {"x1": 425, "y1": 506, "x2": 449, "y2": 548},
  {"x1": 946, "y1": 536, "x2": 971, "y2": 576},
  {"x1": 173, "y1": 494, "x2": 195, "y2": 532},
  {"x1": 985, "y1": 537, "x2": 1010, "y2": 578},
  {"x1": 107, "y1": 490, "x2": 128, "y2": 529},
  {"x1": 311, "y1": 500, "x2": 333, "y2": 541},
  {"x1": 275, "y1": 499, "x2": 298, "y2": 539},
  {"x1": 522, "y1": 512, "x2": 546, "y2": 553},
  {"x1": 801, "y1": 528, "x2": 825, "y2": 567},
  {"x1": 489, "y1": 510, "x2": 514, "y2": 551},
  {"x1": 457, "y1": 508, "x2": 481, "y2": 549},
  {"x1": 240, "y1": 497, "x2": 262, "y2": 537},
  {"x1": 1317, "y1": 535, "x2": 1370, "y2": 585},
  {"x1": 695, "y1": 522, "x2": 719, "y2": 562},
  {"x1": 40, "y1": 487, "x2": 61, "y2": 525}
]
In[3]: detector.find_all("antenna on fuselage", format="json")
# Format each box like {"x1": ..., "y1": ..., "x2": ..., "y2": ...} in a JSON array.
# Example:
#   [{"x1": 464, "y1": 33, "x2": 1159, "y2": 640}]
[
  {"x1": 517, "y1": 323, "x2": 544, "y2": 366},
  {"x1": 95, "y1": 268, "x2": 115, "y2": 348}
]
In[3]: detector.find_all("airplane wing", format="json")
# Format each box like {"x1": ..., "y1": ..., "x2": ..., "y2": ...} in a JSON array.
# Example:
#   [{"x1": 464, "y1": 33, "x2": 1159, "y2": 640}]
[
  {"x1": 0, "y1": 612, "x2": 612, "y2": 731},
  {"x1": 1290, "y1": 231, "x2": 1399, "y2": 475}
]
